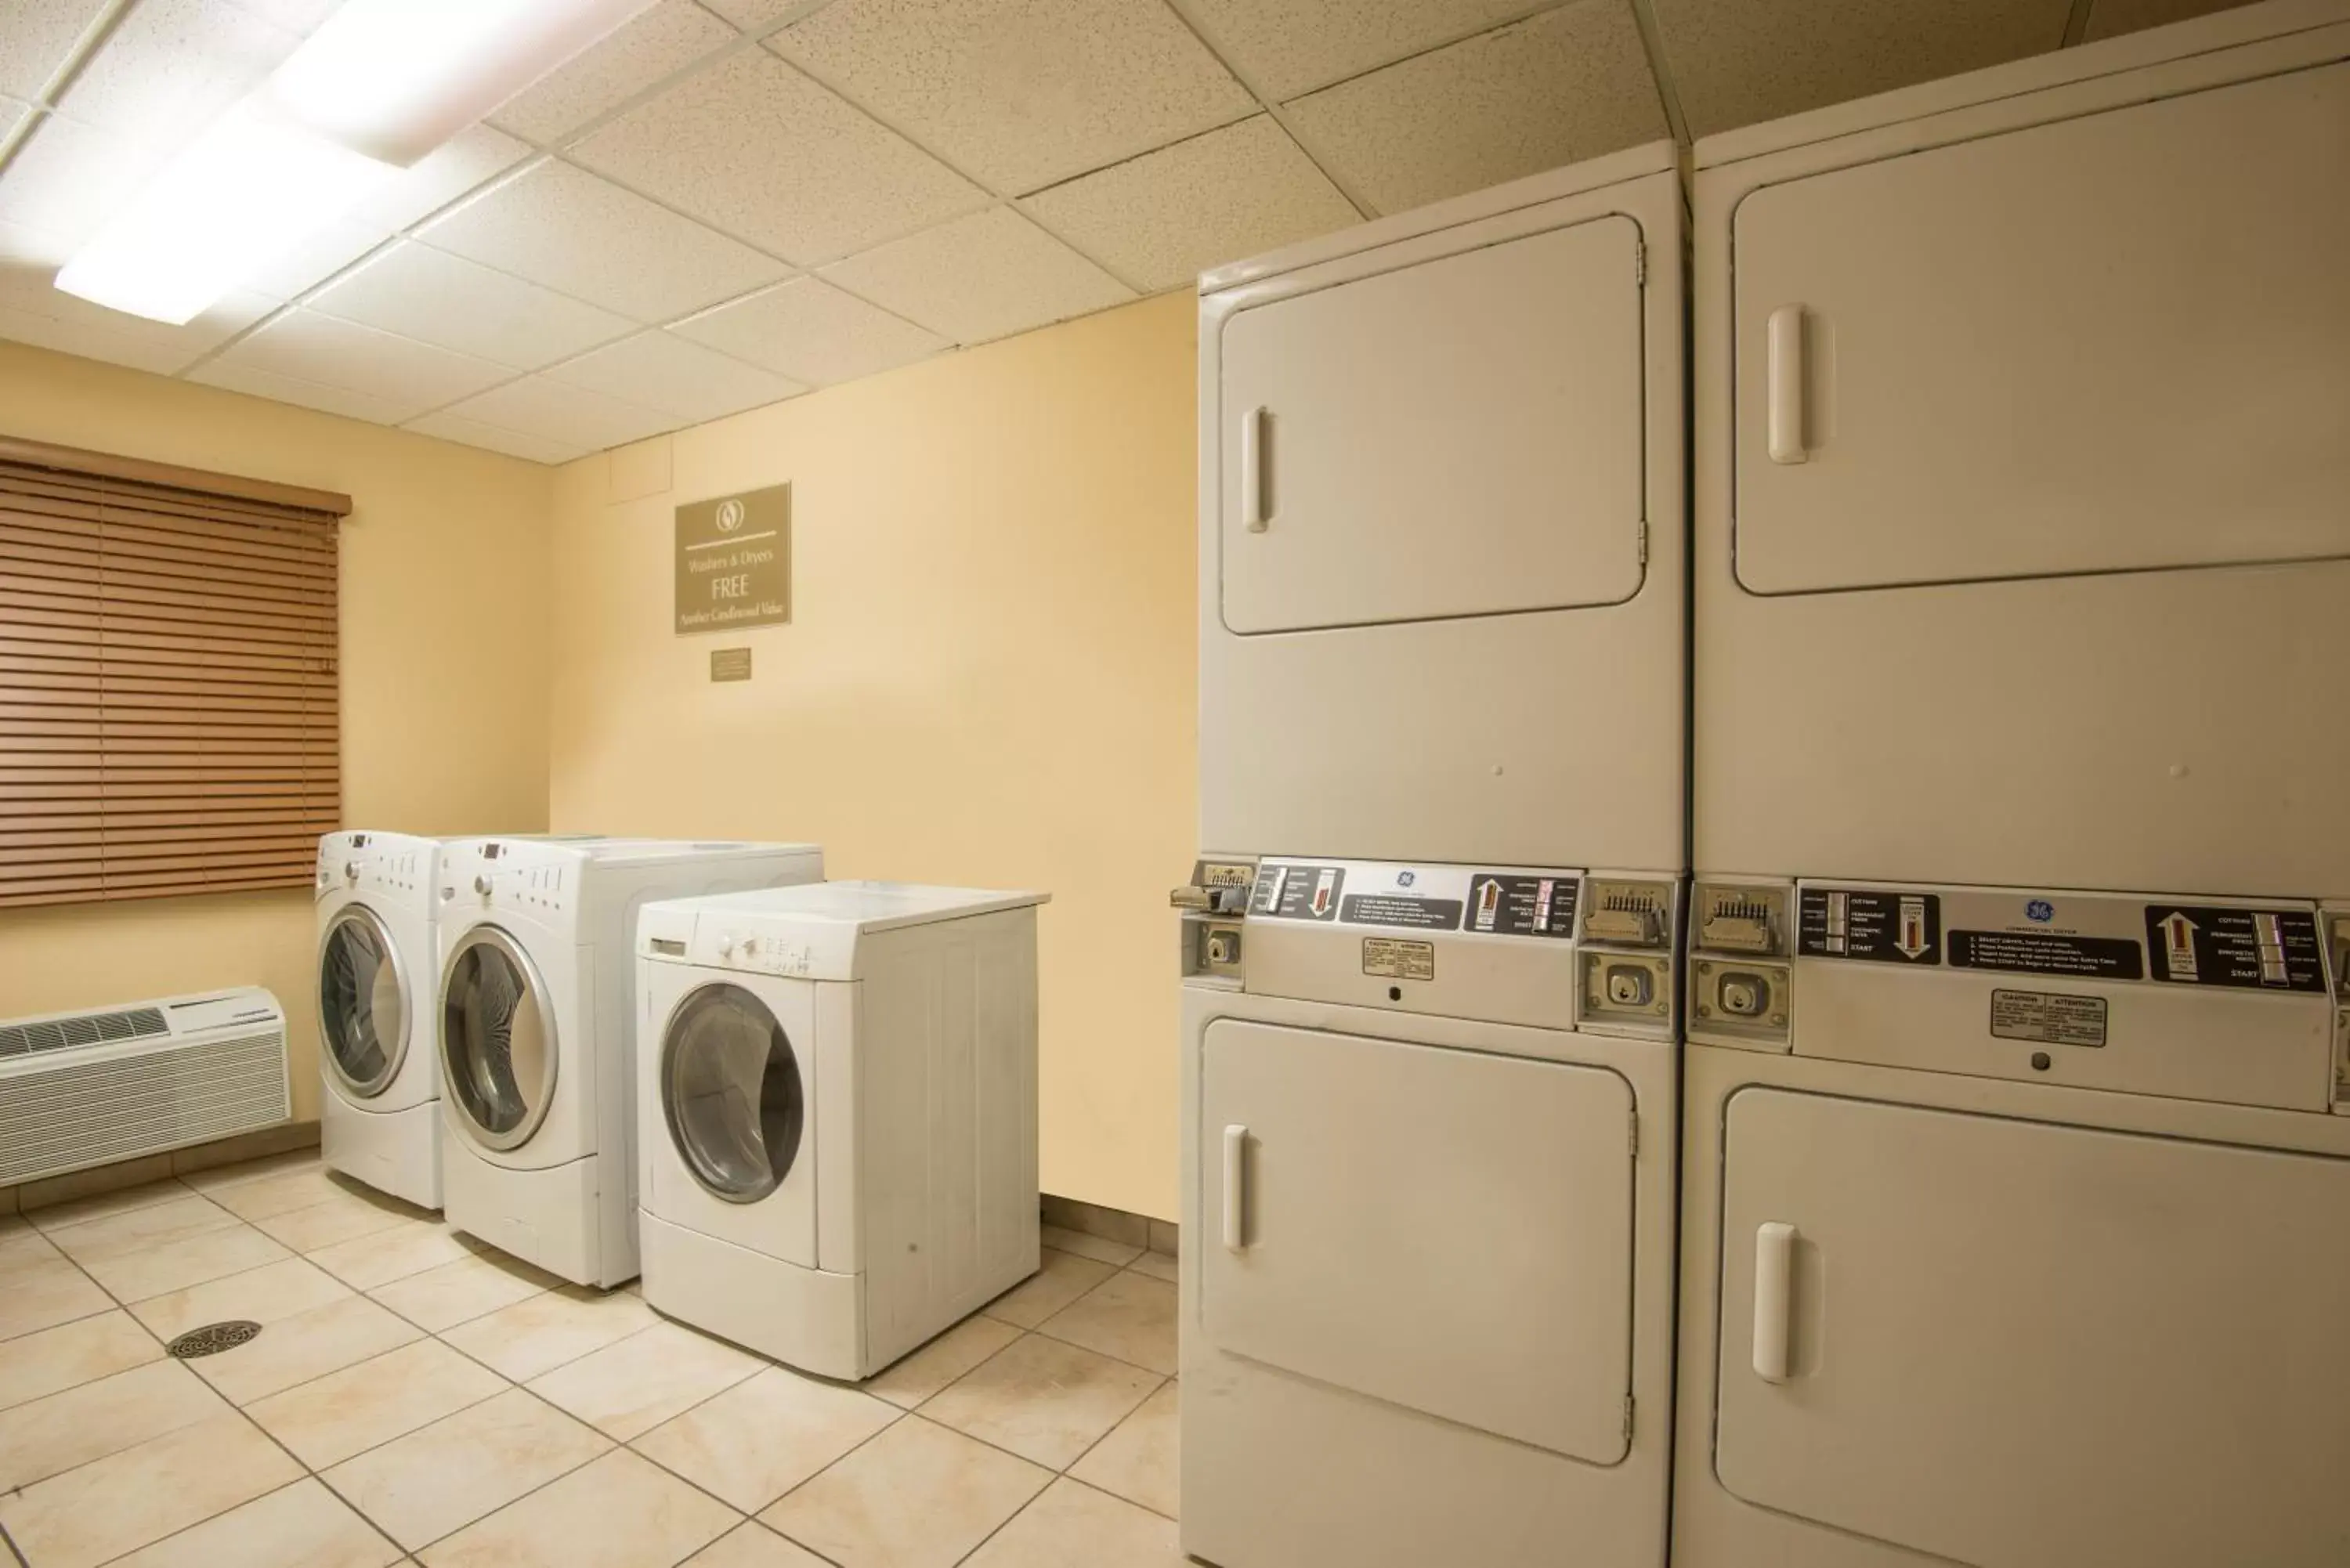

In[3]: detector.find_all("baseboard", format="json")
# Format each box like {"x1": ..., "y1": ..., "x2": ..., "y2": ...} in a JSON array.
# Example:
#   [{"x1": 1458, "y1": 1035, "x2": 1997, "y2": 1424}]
[
  {"x1": 1041, "y1": 1192, "x2": 1177, "y2": 1257},
  {"x1": 0, "y1": 1120, "x2": 322, "y2": 1215}
]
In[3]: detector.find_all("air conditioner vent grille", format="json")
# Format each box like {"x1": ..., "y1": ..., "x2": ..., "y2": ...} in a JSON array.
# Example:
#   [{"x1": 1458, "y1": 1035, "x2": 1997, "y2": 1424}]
[{"x1": 0, "y1": 1006, "x2": 168, "y2": 1059}]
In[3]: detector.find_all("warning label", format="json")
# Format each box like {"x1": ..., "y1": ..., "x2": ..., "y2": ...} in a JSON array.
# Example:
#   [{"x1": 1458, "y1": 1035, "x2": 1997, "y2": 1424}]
[
  {"x1": 1464, "y1": 873, "x2": 1579, "y2": 939},
  {"x1": 1799, "y1": 888, "x2": 1940, "y2": 965},
  {"x1": 2145, "y1": 905, "x2": 2326, "y2": 992},
  {"x1": 1990, "y1": 988, "x2": 2109, "y2": 1047},
  {"x1": 1950, "y1": 930, "x2": 2143, "y2": 980},
  {"x1": 1361, "y1": 938, "x2": 1435, "y2": 981},
  {"x1": 1340, "y1": 894, "x2": 1462, "y2": 931}
]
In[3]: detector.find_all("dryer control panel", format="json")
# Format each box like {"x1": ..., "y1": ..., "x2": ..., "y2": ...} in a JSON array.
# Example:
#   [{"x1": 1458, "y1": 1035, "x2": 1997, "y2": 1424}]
[
  {"x1": 1691, "y1": 876, "x2": 2348, "y2": 1114},
  {"x1": 1177, "y1": 855, "x2": 1680, "y2": 1039}
]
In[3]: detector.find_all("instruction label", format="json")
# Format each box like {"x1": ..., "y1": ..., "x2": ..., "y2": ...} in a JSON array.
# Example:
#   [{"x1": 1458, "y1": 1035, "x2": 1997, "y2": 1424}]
[
  {"x1": 2145, "y1": 905, "x2": 2326, "y2": 992},
  {"x1": 1799, "y1": 888, "x2": 1940, "y2": 964},
  {"x1": 1950, "y1": 929, "x2": 2143, "y2": 980},
  {"x1": 1990, "y1": 988, "x2": 2109, "y2": 1047},
  {"x1": 1340, "y1": 894, "x2": 1462, "y2": 930},
  {"x1": 1361, "y1": 938, "x2": 1435, "y2": 981},
  {"x1": 1252, "y1": 864, "x2": 1343, "y2": 922},
  {"x1": 1465, "y1": 873, "x2": 1580, "y2": 939}
]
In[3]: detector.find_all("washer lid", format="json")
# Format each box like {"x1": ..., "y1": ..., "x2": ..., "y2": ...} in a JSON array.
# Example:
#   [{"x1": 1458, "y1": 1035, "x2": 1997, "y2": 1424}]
[
  {"x1": 439, "y1": 926, "x2": 558, "y2": 1151},
  {"x1": 319, "y1": 903, "x2": 407, "y2": 1100},
  {"x1": 660, "y1": 981, "x2": 804, "y2": 1205}
]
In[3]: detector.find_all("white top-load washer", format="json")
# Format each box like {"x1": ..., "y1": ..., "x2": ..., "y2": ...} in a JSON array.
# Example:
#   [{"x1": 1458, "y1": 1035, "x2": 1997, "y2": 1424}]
[
  {"x1": 634, "y1": 881, "x2": 1047, "y2": 1378},
  {"x1": 1676, "y1": 6, "x2": 2350, "y2": 1567},
  {"x1": 1181, "y1": 141, "x2": 1687, "y2": 1568},
  {"x1": 436, "y1": 836, "x2": 824, "y2": 1288},
  {"x1": 316, "y1": 830, "x2": 446, "y2": 1208}
]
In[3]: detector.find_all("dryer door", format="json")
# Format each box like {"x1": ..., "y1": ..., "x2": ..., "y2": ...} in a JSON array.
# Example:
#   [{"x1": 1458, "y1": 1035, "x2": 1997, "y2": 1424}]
[
  {"x1": 319, "y1": 904, "x2": 407, "y2": 1100},
  {"x1": 1715, "y1": 1089, "x2": 2350, "y2": 1567},
  {"x1": 1731, "y1": 62, "x2": 2350, "y2": 595},
  {"x1": 1217, "y1": 213, "x2": 1646, "y2": 634},
  {"x1": 1198, "y1": 1021, "x2": 1635, "y2": 1462},
  {"x1": 439, "y1": 927, "x2": 558, "y2": 1152}
]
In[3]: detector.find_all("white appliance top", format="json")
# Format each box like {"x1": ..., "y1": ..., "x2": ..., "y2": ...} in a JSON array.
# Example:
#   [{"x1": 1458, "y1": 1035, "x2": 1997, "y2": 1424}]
[
  {"x1": 448, "y1": 836, "x2": 820, "y2": 869},
  {"x1": 661, "y1": 880, "x2": 1047, "y2": 936},
  {"x1": 639, "y1": 881, "x2": 1048, "y2": 982}
]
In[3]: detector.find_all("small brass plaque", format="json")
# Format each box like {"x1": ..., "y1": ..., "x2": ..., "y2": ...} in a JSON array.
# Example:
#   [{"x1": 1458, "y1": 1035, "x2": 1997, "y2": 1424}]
[
  {"x1": 710, "y1": 648, "x2": 753, "y2": 682},
  {"x1": 676, "y1": 483, "x2": 790, "y2": 634}
]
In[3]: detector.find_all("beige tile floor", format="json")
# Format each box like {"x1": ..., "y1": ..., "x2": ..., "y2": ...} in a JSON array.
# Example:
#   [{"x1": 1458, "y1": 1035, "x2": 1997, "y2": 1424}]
[{"x1": 0, "y1": 1153, "x2": 1180, "y2": 1567}]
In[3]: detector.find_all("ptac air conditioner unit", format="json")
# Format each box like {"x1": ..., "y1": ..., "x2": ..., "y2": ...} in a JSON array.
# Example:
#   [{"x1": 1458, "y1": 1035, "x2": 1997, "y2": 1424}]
[{"x1": 0, "y1": 988, "x2": 291, "y2": 1186}]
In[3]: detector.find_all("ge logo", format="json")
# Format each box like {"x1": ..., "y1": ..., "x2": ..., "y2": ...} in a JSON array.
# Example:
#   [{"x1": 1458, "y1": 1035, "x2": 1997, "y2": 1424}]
[
  {"x1": 2026, "y1": 900, "x2": 2055, "y2": 923},
  {"x1": 716, "y1": 498, "x2": 746, "y2": 533},
  {"x1": 1397, "y1": 871, "x2": 1415, "y2": 887}
]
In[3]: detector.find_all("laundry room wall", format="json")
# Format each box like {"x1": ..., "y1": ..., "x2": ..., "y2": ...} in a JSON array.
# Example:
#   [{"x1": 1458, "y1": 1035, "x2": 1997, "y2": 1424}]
[
  {"x1": 546, "y1": 291, "x2": 1197, "y2": 1222},
  {"x1": 0, "y1": 341, "x2": 555, "y2": 1123}
]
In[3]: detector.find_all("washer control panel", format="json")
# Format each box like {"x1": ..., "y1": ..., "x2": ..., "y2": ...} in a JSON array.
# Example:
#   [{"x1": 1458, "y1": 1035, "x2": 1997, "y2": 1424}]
[{"x1": 1179, "y1": 855, "x2": 1680, "y2": 1039}]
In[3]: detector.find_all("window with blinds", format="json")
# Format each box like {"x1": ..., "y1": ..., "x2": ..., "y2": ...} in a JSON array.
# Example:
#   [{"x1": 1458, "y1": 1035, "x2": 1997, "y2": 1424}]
[{"x1": 0, "y1": 439, "x2": 350, "y2": 909}]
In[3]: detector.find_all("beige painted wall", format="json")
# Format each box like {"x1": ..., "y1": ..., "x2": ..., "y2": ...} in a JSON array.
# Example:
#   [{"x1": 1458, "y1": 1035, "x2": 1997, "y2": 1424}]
[
  {"x1": 0, "y1": 341, "x2": 554, "y2": 1122},
  {"x1": 549, "y1": 292, "x2": 1197, "y2": 1219}
]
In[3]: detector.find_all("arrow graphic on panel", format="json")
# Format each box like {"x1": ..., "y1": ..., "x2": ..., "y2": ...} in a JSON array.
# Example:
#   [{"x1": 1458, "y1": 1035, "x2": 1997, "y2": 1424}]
[{"x1": 2158, "y1": 912, "x2": 2200, "y2": 980}]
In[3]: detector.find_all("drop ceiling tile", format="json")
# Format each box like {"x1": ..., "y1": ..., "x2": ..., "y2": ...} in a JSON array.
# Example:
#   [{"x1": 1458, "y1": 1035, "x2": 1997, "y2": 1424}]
[
  {"x1": 670, "y1": 276, "x2": 947, "y2": 385},
  {"x1": 417, "y1": 158, "x2": 788, "y2": 322},
  {"x1": 701, "y1": 0, "x2": 805, "y2": 27},
  {"x1": 205, "y1": 309, "x2": 513, "y2": 421},
  {"x1": 573, "y1": 49, "x2": 983, "y2": 266},
  {"x1": 1650, "y1": 0, "x2": 2069, "y2": 137},
  {"x1": 0, "y1": 0, "x2": 107, "y2": 100},
  {"x1": 491, "y1": 0, "x2": 738, "y2": 146},
  {"x1": 403, "y1": 411, "x2": 591, "y2": 465},
  {"x1": 226, "y1": 0, "x2": 345, "y2": 31},
  {"x1": 310, "y1": 241, "x2": 633, "y2": 370},
  {"x1": 1183, "y1": 0, "x2": 1553, "y2": 99},
  {"x1": 437, "y1": 376, "x2": 682, "y2": 452},
  {"x1": 57, "y1": 0, "x2": 299, "y2": 144},
  {"x1": 360, "y1": 125, "x2": 535, "y2": 232},
  {"x1": 2084, "y1": 0, "x2": 2257, "y2": 39},
  {"x1": 1284, "y1": 0, "x2": 1667, "y2": 215},
  {"x1": 1024, "y1": 115, "x2": 1358, "y2": 291},
  {"x1": 238, "y1": 216, "x2": 388, "y2": 301},
  {"x1": 186, "y1": 359, "x2": 418, "y2": 425},
  {"x1": 546, "y1": 331, "x2": 805, "y2": 423},
  {"x1": 772, "y1": 0, "x2": 1256, "y2": 194},
  {"x1": 821, "y1": 205, "x2": 1133, "y2": 345},
  {"x1": 0, "y1": 113, "x2": 168, "y2": 246}
]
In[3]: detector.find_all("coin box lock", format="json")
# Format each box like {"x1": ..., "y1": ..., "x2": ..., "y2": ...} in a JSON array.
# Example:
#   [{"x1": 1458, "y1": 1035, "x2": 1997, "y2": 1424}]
[
  {"x1": 1581, "y1": 949, "x2": 1673, "y2": 1033},
  {"x1": 1691, "y1": 959, "x2": 1793, "y2": 1050},
  {"x1": 1202, "y1": 922, "x2": 1243, "y2": 973}
]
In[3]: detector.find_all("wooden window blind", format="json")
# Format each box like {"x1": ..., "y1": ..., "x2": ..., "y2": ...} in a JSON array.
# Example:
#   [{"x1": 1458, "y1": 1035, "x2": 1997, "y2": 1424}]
[{"x1": 0, "y1": 438, "x2": 352, "y2": 909}]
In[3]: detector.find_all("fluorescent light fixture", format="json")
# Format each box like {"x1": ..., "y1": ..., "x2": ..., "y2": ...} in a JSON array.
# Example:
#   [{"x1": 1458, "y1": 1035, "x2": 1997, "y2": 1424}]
[
  {"x1": 54, "y1": 100, "x2": 392, "y2": 326},
  {"x1": 270, "y1": 0, "x2": 658, "y2": 167}
]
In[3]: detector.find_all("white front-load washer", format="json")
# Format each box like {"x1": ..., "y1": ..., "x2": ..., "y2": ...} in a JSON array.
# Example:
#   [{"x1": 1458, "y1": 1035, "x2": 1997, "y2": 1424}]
[
  {"x1": 1677, "y1": 6, "x2": 2350, "y2": 1566},
  {"x1": 436, "y1": 836, "x2": 823, "y2": 1288},
  {"x1": 634, "y1": 881, "x2": 1047, "y2": 1378},
  {"x1": 1181, "y1": 137, "x2": 1687, "y2": 1568},
  {"x1": 316, "y1": 829, "x2": 445, "y2": 1208}
]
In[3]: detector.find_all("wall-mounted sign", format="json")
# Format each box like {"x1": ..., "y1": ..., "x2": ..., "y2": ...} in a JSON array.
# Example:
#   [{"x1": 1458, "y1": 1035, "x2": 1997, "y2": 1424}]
[
  {"x1": 676, "y1": 483, "x2": 790, "y2": 634},
  {"x1": 710, "y1": 648, "x2": 752, "y2": 682}
]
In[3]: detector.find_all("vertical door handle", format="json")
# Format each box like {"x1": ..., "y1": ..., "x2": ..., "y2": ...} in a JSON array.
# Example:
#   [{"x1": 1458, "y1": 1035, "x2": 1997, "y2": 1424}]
[
  {"x1": 1766, "y1": 305, "x2": 1807, "y2": 465},
  {"x1": 1239, "y1": 407, "x2": 1268, "y2": 533},
  {"x1": 1222, "y1": 1124, "x2": 1249, "y2": 1250},
  {"x1": 1752, "y1": 1221, "x2": 1797, "y2": 1382}
]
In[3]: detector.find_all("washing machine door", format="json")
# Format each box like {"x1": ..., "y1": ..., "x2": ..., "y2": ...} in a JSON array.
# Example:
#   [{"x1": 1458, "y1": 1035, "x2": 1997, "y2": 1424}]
[
  {"x1": 660, "y1": 982, "x2": 804, "y2": 1204},
  {"x1": 319, "y1": 904, "x2": 407, "y2": 1100},
  {"x1": 439, "y1": 926, "x2": 558, "y2": 1151}
]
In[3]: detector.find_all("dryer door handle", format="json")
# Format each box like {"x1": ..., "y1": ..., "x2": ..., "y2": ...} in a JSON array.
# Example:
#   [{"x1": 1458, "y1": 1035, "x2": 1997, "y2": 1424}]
[
  {"x1": 1222, "y1": 1124, "x2": 1249, "y2": 1251},
  {"x1": 1766, "y1": 306, "x2": 1808, "y2": 464},
  {"x1": 1753, "y1": 1221, "x2": 1798, "y2": 1383},
  {"x1": 1239, "y1": 408, "x2": 1269, "y2": 533}
]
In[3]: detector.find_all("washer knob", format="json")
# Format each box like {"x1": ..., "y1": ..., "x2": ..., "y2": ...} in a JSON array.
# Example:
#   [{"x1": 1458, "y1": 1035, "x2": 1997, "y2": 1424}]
[
  {"x1": 718, "y1": 936, "x2": 736, "y2": 957},
  {"x1": 342, "y1": 861, "x2": 359, "y2": 883},
  {"x1": 474, "y1": 874, "x2": 492, "y2": 898}
]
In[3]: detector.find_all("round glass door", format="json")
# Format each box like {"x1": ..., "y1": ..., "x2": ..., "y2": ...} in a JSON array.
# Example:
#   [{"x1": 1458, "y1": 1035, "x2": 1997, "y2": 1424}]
[
  {"x1": 319, "y1": 905, "x2": 406, "y2": 1098},
  {"x1": 439, "y1": 927, "x2": 557, "y2": 1151},
  {"x1": 662, "y1": 983, "x2": 804, "y2": 1203}
]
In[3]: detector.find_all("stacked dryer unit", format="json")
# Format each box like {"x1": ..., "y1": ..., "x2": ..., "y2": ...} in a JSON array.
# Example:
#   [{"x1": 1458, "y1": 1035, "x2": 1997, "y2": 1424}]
[
  {"x1": 436, "y1": 836, "x2": 824, "y2": 1288},
  {"x1": 1178, "y1": 143, "x2": 1687, "y2": 1568},
  {"x1": 316, "y1": 830, "x2": 446, "y2": 1208},
  {"x1": 1676, "y1": 5, "x2": 2350, "y2": 1566}
]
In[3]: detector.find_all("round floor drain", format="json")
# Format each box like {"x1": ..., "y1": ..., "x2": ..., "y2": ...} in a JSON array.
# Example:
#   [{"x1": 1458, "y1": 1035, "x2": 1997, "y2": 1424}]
[{"x1": 167, "y1": 1321, "x2": 261, "y2": 1359}]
